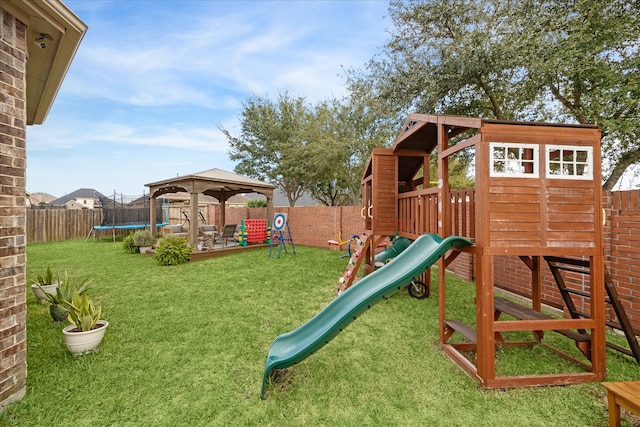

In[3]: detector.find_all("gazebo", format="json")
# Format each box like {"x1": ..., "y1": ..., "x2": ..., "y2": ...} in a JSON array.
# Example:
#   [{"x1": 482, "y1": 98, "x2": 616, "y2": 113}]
[{"x1": 145, "y1": 168, "x2": 277, "y2": 248}]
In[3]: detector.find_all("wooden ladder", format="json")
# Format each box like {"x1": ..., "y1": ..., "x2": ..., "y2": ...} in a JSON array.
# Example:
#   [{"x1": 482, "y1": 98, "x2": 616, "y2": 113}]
[
  {"x1": 545, "y1": 256, "x2": 640, "y2": 364},
  {"x1": 337, "y1": 232, "x2": 372, "y2": 292}
]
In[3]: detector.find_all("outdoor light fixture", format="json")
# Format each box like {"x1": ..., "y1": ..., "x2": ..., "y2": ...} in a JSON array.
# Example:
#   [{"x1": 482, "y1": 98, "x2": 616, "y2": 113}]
[{"x1": 34, "y1": 33, "x2": 52, "y2": 49}]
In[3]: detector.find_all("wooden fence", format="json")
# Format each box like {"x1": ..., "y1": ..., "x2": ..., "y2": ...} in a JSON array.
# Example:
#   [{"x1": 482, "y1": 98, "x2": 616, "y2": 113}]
[{"x1": 26, "y1": 208, "x2": 103, "y2": 243}]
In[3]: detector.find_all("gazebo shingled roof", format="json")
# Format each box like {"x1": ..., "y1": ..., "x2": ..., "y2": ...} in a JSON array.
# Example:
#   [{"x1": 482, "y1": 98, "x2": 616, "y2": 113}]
[{"x1": 145, "y1": 168, "x2": 276, "y2": 248}]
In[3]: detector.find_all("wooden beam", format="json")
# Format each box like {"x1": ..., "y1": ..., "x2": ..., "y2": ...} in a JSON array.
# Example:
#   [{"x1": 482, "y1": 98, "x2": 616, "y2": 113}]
[
  {"x1": 438, "y1": 134, "x2": 481, "y2": 160},
  {"x1": 493, "y1": 318, "x2": 595, "y2": 332}
]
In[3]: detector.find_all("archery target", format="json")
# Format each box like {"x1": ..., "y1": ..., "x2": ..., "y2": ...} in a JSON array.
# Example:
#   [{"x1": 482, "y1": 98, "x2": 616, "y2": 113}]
[{"x1": 273, "y1": 213, "x2": 287, "y2": 231}]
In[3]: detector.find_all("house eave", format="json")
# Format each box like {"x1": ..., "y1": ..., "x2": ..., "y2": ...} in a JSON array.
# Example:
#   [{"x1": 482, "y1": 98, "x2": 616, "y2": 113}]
[{"x1": 3, "y1": 0, "x2": 87, "y2": 125}]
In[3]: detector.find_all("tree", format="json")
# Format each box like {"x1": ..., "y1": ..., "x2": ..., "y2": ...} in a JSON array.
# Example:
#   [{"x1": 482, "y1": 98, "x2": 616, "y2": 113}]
[
  {"x1": 304, "y1": 97, "x2": 396, "y2": 205},
  {"x1": 221, "y1": 91, "x2": 311, "y2": 206},
  {"x1": 223, "y1": 90, "x2": 395, "y2": 207},
  {"x1": 247, "y1": 199, "x2": 267, "y2": 208},
  {"x1": 347, "y1": 0, "x2": 640, "y2": 189},
  {"x1": 520, "y1": 0, "x2": 640, "y2": 189}
]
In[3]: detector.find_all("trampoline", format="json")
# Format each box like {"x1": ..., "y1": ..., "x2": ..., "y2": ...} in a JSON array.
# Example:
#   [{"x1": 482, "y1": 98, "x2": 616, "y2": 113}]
[
  {"x1": 85, "y1": 193, "x2": 168, "y2": 242},
  {"x1": 86, "y1": 222, "x2": 168, "y2": 242}
]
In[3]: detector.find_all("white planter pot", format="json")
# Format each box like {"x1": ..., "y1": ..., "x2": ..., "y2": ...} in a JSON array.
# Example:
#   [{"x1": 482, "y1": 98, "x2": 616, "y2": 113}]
[
  {"x1": 31, "y1": 283, "x2": 59, "y2": 303},
  {"x1": 139, "y1": 246, "x2": 153, "y2": 254},
  {"x1": 62, "y1": 320, "x2": 109, "y2": 354}
]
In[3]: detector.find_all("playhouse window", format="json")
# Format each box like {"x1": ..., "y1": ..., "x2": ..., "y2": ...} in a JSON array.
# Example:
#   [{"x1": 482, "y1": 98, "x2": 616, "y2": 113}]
[
  {"x1": 490, "y1": 143, "x2": 539, "y2": 178},
  {"x1": 546, "y1": 146, "x2": 593, "y2": 179}
]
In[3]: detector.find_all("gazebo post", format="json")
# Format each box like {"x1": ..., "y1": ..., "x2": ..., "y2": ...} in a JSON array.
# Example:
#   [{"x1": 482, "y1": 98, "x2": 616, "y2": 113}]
[
  {"x1": 219, "y1": 194, "x2": 227, "y2": 229},
  {"x1": 190, "y1": 192, "x2": 199, "y2": 248},
  {"x1": 149, "y1": 196, "x2": 157, "y2": 238},
  {"x1": 266, "y1": 194, "x2": 273, "y2": 228}
]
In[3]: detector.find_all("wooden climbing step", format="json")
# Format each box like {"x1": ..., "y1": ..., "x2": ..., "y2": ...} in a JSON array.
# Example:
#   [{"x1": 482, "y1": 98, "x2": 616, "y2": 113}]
[{"x1": 337, "y1": 232, "x2": 372, "y2": 292}]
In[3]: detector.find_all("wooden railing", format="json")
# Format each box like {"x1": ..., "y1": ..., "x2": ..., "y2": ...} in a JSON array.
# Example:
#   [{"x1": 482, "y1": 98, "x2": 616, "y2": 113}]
[
  {"x1": 397, "y1": 188, "x2": 475, "y2": 240},
  {"x1": 397, "y1": 188, "x2": 439, "y2": 239},
  {"x1": 450, "y1": 188, "x2": 475, "y2": 239}
]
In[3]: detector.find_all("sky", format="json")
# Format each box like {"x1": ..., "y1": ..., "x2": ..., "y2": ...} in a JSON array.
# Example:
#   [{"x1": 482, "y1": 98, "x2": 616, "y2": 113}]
[{"x1": 26, "y1": 0, "x2": 391, "y2": 198}]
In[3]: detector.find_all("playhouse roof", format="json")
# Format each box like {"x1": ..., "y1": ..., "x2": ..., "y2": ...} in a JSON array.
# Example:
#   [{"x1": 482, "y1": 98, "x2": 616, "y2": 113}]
[{"x1": 388, "y1": 114, "x2": 599, "y2": 183}]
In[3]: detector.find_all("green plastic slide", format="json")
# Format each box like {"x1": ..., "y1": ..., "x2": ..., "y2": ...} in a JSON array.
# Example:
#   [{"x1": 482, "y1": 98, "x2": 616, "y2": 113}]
[
  {"x1": 261, "y1": 233, "x2": 472, "y2": 397},
  {"x1": 374, "y1": 235, "x2": 412, "y2": 265}
]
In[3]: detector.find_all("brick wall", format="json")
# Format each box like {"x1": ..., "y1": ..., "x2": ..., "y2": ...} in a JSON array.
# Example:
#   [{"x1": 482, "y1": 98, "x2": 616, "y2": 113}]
[
  {"x1": 0, "y1": 7, "x2": 27, "y2": 408},
  {"x1": 209, "y1": 204, "x2": 363, "y2": 248},
  {"x1": 605, "y1": 190, "x2": 640, "y2": 326}
]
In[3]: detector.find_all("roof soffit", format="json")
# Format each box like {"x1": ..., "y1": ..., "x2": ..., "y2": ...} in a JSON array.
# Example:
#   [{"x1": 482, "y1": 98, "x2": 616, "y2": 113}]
[{"x1": 5, "y1": 0, "x2": 88, "y2": 125}]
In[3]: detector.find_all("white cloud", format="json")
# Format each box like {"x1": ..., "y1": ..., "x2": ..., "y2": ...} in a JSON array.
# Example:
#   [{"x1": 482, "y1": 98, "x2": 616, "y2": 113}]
[
  {"x1": 29, "y1": 118, "x2": 229, "y2": 153},
  {"x1": 27, "y1": 0, "x2": 390, "y2": 195}
]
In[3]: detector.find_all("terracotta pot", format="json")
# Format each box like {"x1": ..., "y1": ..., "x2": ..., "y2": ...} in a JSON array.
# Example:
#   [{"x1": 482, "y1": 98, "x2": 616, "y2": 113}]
[{"x1": 62, "y1": 320, "x2": 109, "y2": 354}]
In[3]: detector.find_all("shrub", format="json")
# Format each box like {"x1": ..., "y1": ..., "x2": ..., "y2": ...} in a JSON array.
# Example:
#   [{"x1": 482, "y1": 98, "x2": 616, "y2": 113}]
[
  {"x1": 154, "y1": 236, "x2": 192, "y2": 266},
  {"x1": 122, "y1": 234, "x2": 138, "y2": 254},
  {"x1": 247, "y1": 199, "x2": 267, "y2": 208},
  {"x1": 132, "y1": 229, "x2": 155, "y2": 247}
]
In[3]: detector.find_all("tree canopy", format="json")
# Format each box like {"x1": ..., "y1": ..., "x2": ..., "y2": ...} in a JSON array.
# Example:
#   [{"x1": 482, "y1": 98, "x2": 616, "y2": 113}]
[
  {"x1": 347, "y1": 0, "x2": 640, "y2": 189},
  {"x1": 222, "y1": 91, "x2": 394, "y2": 206},
  {"x1": 222, "y1": 92, "x2": 310, "y2": 207}
]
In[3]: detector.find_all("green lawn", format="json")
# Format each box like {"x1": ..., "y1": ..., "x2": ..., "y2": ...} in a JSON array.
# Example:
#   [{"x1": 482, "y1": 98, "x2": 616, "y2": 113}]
[{"x1": 1, "y1": 239, "x2": 639, "y2": 426}]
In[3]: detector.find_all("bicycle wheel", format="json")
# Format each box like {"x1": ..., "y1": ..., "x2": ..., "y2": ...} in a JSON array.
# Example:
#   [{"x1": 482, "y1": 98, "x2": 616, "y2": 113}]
[{"x1": 408, "y1": 280, "x2": 429, "y2": 299}]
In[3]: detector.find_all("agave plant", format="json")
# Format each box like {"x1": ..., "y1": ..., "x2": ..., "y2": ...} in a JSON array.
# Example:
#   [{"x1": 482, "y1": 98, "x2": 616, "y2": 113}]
[
  {"x1": 38, "y1": 272, "x2": 92, "y2": 322},
  {"x1": 62, "y1": 291, "x2": 102, "y2": 332},
  {"x1": 31, "y1": 266, "x2": 59, "y2": 286}
]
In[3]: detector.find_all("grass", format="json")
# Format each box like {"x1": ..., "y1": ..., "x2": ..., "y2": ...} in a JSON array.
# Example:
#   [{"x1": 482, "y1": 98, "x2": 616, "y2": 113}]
[{"x1": 1, "y1": 239, "x2": 639, "y2": 426}]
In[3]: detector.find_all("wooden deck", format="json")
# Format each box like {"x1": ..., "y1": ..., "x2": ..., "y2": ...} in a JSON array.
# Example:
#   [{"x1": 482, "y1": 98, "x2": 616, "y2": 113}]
[
  {"x1": 190, "y1": 243, "x2": 269, "y2": 261},
  {"x1": 145, "y1": 243, "x2": 269, "y2": 261}
]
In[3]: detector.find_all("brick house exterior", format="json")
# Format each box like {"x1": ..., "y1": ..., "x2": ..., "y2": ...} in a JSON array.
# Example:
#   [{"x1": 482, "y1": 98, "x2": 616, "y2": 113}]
[
  {"x1": 0, "y1": 0, "x2": 85, "y2": 409},
  {"x1": 0, "y1": 7, "x2": 28, "y2": 408}
]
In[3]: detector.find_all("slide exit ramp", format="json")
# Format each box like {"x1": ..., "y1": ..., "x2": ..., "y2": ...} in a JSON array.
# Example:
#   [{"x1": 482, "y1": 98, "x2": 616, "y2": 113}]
[{"x1": 261, "y1": 233, "x2": 472, "y2": 397}]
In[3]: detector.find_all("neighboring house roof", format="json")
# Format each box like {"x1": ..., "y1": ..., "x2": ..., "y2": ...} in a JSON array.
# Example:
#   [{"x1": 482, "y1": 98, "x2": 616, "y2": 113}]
[
  {"x1": 227, "y1": 194, "x2": 250, "y2": 206},
  {"x1": 62, "y1": 200, "x2": 85, "y2": 209},
  {"x1": 28, "y1": 192, "x2": 57, "y2": 205},
  {"x1": 273, "y1": 188, "x2": 317, "y2": 207},
  {"x1": 5, "y1": 0, "x2": 88, "y2": 125},
  {"x1": 50, "y1": 188, "x2": 106, "y2": 207},
  {"x1": 242, "y1": 189, "x2": 317, "y2": 207}
]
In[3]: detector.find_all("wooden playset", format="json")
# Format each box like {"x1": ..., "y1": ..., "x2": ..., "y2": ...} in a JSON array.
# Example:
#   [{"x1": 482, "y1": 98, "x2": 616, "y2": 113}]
[{"x1": 356, "y1": 113, "x2": 616, "y2": 388}]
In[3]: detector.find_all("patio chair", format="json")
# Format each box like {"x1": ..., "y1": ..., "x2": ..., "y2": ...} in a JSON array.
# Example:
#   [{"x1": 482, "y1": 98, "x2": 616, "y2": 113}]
[
  {"x1": 218, "y1": 224, "x2": 237, "y2": 246},
  {"x1": 164, "y1": 224, "x2": 188, "y2": 238}
]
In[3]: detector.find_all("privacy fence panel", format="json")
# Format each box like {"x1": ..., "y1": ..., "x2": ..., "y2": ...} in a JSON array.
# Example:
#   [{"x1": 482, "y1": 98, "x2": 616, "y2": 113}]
[{"x1": 27, "y1": 208, "x2": 102, "y2": 243}]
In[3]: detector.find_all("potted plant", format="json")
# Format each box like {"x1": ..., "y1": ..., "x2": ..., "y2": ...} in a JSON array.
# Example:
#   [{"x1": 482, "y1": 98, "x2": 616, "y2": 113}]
[
  {"x1": 132, "y1": 229, "x2": 155, "y2": 254},
  {"x1": 30, "y1": 266, "x2": 60, "y2": 303},
  {"x1": 38, "y1": 271, "x2": 92, "y2": 322},
  {"x1": 61, "y1": 291, "x2": 108, "y2": 354}
]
